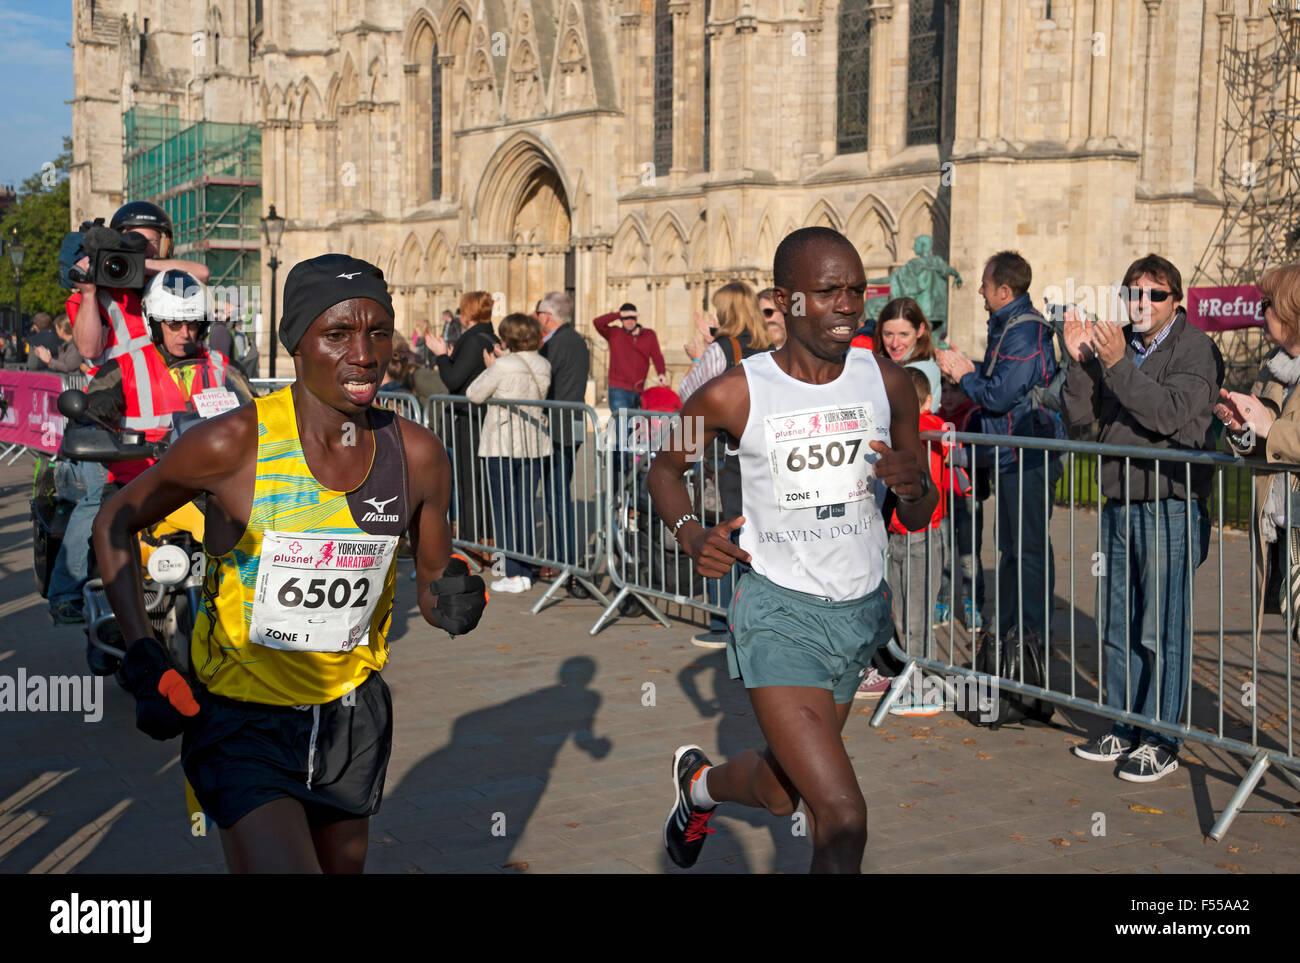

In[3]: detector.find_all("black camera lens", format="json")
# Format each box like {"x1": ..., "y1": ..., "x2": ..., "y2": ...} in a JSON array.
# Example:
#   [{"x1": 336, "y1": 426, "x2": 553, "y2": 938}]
[{"x1": 103, "y1": 254, "x2": 130, "y2": 282}]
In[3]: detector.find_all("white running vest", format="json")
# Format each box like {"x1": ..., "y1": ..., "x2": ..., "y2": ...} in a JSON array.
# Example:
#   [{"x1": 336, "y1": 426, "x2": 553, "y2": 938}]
[{"x1": 735, "y1": 347, "x2": 892, "y2": 601}]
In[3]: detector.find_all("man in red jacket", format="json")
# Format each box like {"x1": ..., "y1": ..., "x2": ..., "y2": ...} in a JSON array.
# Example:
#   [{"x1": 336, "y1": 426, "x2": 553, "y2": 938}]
[{"x1": 594, "y1": 303, "x2": 667, "y2": 414}]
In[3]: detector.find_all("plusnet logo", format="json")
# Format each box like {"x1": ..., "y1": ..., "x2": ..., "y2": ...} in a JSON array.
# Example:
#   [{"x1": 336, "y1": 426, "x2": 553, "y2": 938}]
[
  {"x1": 49, "y1": 893, "x2": 151, "y2": 943},
  {"x1": 0, "y1": 668, "x2": 103, "y2": 723}
]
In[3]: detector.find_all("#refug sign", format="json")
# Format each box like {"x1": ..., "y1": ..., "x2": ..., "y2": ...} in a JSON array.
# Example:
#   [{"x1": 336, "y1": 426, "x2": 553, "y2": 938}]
[{"x1": 1186, "y1": 285, "x2": 1263, "y2": 333}]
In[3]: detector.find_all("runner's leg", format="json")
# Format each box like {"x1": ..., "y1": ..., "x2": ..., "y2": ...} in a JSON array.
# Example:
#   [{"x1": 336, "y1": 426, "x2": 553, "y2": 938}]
[
  {"x1": 703, "y1": 687, "x2": 864, "y2": 873},
  {"x1": 311, "y1": 816, "x2": 370, "y2": 874},
  {"x1": 220, "y1": 798, "x2": 322, "y2": 873}
]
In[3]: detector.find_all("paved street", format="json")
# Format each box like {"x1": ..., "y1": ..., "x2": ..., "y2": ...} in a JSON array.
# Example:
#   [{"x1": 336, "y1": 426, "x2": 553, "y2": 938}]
[{"x1": 0, "y1": 456, "x2": 1295, "y2": 874}]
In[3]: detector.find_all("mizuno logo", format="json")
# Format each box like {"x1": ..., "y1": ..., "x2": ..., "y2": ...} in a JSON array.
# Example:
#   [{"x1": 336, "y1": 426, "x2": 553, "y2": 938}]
[
  {"x1": 337, "y1": 271, "x2": 362, "y2": 280},
  {"x1": 364, "y1": 496, "x2": 398, "y2": 514}
]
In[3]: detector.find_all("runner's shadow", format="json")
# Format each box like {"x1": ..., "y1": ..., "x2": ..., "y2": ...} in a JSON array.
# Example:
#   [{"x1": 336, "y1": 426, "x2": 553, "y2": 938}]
[
  {"x1": 662, "y1": 650, "x2": 812, "y2": 873},
  {"x1": 385, "y1": 655, "x2": 610, "y2": 871}
]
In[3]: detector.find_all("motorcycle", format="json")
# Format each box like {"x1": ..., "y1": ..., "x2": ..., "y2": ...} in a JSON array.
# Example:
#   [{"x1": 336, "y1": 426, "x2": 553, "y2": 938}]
[{"x1": 31, "y1": 389, "x2": 204, "y2": 678}]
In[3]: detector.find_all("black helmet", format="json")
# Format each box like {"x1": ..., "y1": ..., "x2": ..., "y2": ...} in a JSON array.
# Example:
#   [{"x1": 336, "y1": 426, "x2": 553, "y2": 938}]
[{"x1": 111, "y1": 200, "x2": 173, "y2": 255}]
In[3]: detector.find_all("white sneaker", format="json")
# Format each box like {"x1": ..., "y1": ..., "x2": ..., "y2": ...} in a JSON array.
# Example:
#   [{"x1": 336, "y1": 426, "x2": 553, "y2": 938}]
[{"x1": 491, "y1": 576, "x2": 532, "y2": 593}]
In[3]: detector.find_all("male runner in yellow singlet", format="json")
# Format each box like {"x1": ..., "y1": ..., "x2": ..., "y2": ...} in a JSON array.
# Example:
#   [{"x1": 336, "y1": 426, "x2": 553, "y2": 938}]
[{"x1": 92, "y1": 254, "x2": 487, "y2": 873}]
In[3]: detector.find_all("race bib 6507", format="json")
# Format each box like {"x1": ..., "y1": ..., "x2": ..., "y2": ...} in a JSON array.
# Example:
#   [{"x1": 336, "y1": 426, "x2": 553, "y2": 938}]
[{"x1": 764, "y1": 403, "x2": 888, "y2": 510}]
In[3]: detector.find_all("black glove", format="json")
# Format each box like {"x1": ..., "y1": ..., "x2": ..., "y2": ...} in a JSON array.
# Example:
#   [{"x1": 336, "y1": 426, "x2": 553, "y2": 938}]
[
  {"x1": 428, "y1": 554, "x2": 487, "y2": 637},
  {"x1": 121, "y1": 638, "x2": 200, "y2": 741}
]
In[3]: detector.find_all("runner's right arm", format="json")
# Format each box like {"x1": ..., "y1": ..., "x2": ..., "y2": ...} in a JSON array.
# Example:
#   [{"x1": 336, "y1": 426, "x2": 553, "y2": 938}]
[{"x1": 646, "y1": 367, "x2": 752, "y2": 578}]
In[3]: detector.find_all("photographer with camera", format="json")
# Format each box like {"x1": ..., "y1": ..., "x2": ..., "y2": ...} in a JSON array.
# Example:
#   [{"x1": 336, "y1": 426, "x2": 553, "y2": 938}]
[
  {"x1": 48, "y1": 265, "x2": 244, "y2": 633},
  {"x1": 64, "y1": 201, "x2": 210, "y2": 365}
]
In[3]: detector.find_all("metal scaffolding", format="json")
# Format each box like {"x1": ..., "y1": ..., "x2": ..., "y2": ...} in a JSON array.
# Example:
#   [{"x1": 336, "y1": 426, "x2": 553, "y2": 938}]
[
  {"x1": 123, "y1": 107, "x2": 262, "y2": 297},
  {"x1": 1192, "y1": 6, "x2": 1300, "y2": 388}
]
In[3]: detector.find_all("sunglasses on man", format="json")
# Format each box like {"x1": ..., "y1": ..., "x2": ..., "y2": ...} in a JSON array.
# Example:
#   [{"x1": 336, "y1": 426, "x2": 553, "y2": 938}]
[
  {"x1": 1123, "y1": 288, "x2": 1173, "y2": 303},
  {"x1": 159, "y1": 320, "x2": 204, "y2": 332}
]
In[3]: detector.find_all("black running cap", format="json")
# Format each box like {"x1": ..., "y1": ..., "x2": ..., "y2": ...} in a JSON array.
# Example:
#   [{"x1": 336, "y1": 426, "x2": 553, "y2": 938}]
[{"x1": 279, "y1": 253, "x2": 394, "y2": 354}]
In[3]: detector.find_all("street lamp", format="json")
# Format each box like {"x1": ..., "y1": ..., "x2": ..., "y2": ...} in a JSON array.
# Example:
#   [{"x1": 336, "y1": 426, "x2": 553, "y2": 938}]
[
  {"x1": 261, "y1": 204, "x2": 284, "y2": 377},
  {"x1": 8, "y1": 229, "x2": 24, "y2": 337}
]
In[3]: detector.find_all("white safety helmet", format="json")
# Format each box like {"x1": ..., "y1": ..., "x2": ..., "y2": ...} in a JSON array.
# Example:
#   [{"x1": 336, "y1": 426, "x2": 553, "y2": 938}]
[{"x1": 142, "y1": 269, "x2": 210, "y2": 345}]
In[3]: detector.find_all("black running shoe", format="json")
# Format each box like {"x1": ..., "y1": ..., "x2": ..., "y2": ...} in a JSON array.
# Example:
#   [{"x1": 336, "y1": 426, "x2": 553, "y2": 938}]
[{"x1": 664, "y1": 744, "x2": 716, "y2": 869}]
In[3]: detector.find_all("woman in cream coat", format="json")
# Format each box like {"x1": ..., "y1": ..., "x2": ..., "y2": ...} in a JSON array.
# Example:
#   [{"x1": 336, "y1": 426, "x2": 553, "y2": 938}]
[
  {"x1": 466, "y1": 312, "x2": 553, "y2": 593},
  {"x1": 1217, "y1": 263, "x2": 1300, "y2": 641}
]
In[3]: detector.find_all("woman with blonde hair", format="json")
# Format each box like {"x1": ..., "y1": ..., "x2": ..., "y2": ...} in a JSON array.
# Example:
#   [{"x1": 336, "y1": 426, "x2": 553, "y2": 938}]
[
  {"x1": 679, "y1": 280, "x2": 772, "y2": 402},
  {"x1": 1218, "y1": 263, "x2": 1300, "y2": 639},
  {"x1": 427, "y1": 290, "x2": 502, "y2": 549}
]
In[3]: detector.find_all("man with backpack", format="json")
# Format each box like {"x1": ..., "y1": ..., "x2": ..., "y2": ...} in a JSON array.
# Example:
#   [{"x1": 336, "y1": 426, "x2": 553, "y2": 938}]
[
  {"x1": 1061, "y1": 254, "x2": 1222, "y2": 782},
  {"x1": 937, "y1": 251, "x2": 1065, "y2": 649}
]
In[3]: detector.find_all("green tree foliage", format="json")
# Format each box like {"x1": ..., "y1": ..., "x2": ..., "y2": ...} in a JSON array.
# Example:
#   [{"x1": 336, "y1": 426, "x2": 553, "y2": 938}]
[{"x1": 0, "y1": 137, "x2": 73, "y2": 320}]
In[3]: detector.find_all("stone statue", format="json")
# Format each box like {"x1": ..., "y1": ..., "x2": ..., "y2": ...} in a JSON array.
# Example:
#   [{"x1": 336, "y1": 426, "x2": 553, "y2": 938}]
[{"x1": 864, "y1": 235, "x2": 963, "y2": 336}]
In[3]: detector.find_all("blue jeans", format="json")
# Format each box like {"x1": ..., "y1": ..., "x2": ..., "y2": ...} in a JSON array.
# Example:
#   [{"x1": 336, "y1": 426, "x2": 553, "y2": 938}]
[
  {"x1": 543, "y1": 445, "x2": 580, "y2": 567},
  {"x1": 1099, "y1": 498, "x2": 1208, "y2": 751},
  {"x1": 48, "y1": 460, "x2": 109, "y2": 606},
  {"x1": 993, "y1": 454, "x2": 1063, "y2": 638},
  {"x1": 486, "y1": 457, "x2": 541, "y2": 579}
]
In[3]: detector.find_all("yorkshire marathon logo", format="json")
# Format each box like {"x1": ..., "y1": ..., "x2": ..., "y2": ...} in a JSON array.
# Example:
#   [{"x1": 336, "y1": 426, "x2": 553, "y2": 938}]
[{"x1": 49, "y1": 894, "x2": 151, "y2": 943}]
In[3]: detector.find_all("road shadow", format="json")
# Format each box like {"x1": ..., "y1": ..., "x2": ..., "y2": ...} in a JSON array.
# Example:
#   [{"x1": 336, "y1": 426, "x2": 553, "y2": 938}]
[{"x1": 385, "y1": 655, "x2": 610, "y2": 870}]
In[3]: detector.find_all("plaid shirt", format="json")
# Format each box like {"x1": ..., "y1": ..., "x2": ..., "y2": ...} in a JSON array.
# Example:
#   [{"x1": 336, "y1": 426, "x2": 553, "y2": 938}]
[{"x1": 1130, "y1": 319, "x2": 1176, "y2": 367}]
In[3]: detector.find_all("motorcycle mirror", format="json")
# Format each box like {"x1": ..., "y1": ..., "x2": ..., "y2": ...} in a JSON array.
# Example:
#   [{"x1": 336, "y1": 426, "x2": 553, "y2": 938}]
[{"x1": 57, "y1": 389, "x2": 87, "y2": 420}]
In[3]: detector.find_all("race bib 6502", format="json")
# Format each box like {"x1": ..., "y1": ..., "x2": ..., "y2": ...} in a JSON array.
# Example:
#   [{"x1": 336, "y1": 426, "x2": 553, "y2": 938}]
[{"x1": 249, "y1": 530, "x2": 398, "y2": 653}]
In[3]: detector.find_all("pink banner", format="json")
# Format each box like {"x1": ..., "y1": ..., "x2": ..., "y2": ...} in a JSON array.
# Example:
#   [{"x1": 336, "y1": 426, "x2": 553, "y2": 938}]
[
  {"x1": 1187, "y1": 285, "x2": 1264, "y2": 332},
  {"x1": 0, "y1": 370, "x2": 66, "y2": 453}
]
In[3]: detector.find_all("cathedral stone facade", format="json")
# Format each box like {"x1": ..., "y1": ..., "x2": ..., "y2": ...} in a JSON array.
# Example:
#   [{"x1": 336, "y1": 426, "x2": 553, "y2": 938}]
[{"x1": 72, "y1": 0, "x2": 1259, "y2": 382}]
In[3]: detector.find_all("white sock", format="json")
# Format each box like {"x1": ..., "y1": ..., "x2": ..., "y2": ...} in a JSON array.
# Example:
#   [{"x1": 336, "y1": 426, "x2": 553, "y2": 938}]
[{"x1": 689, "y1": 766, "x2": 717, "y2": 809}]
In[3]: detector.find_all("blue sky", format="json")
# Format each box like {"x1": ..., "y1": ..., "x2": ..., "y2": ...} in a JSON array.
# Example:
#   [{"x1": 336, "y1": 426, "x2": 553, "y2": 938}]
[{"x1": 0, "y1": 0, "x2": 73, "y2": 190}]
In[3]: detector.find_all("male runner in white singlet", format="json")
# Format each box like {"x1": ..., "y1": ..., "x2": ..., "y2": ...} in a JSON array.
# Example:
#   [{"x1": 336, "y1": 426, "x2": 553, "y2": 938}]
[{"x1": 648, "y1": 227, "x2": 937, "y2": 874}]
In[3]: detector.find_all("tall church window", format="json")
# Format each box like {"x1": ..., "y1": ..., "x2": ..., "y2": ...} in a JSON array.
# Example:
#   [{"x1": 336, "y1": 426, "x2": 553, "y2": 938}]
[
  {"x1": 907, "y1": 0, "x2": 944, "y2": 145},
  {"x1": 836, "y1": 1, "x2": 871, "y2": 154},
  {"x1": 703, "y1": 0, "x2": 711, "y2": 172},
  {"x1": 431, "y1": 40, "x2": 443, "y2": 198},
  {"x1": 653, "y1": 0, "x2": 673, "y2": 173}
]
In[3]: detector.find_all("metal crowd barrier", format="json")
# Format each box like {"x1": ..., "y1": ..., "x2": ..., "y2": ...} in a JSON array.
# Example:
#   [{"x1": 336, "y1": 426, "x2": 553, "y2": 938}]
[
  {"x1": 873, "y1": 429, "x2": 1299, "y2": 840},
  {"x1": 424, "y1": 394, "x2": 608, "y2": 613},
  {"x1": 592, "y1": 407, "x2": 731, "y2": 635},
  {"x1": 375, "y1": 390, "x2": 425, "y2": 425},
  {"x1": 249, "y1": 377, "x2": 293, "y2": 394}
]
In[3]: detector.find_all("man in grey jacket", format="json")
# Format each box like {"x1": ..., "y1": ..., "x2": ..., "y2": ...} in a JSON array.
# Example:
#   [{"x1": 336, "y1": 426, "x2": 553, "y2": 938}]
[
  {"x1": 1061, "y1": 253, "x2": 1224, "y2": 783},
  {"x1": 537, "y1": 292, "x2": 591, "y2": 576}
]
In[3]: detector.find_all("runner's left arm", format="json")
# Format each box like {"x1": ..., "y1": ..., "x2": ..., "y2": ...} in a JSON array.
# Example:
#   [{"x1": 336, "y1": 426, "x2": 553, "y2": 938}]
[
  {"x1": 404, "y1": 422, "x2": 486, "y2": 635},
  {"x1": 875, "y1": 358, "x2": 940, "y2": 532}
]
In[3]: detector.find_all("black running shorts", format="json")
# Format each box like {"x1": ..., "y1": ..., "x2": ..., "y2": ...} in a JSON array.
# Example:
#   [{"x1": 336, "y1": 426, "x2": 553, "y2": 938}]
[{"x1": 181, "y1": 671, "x2": 393, "y2": 830}]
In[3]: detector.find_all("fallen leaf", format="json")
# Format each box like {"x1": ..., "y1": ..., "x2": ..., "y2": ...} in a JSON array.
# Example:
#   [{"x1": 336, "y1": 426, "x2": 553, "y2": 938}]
[
  {"x1": 1227, "y1": 846, "x2": 1239, "y2": 854},
  {"x1": 503, "y1": 861, "x2": 530, "y2": 872},
  {"x1": 976, "y1": 751, "x2": 993, "y2": 759},
  {"x1": 1015, "y1": 739, "x2": 1031, "y2": 745},
  {"x1": 1176, "y1": 809, "x2": 1186, "y2": 815},
  {"x1": 1129, "y1": 804, "x2": 1163, "y2": 815},
  {"x1": 1010, "y1": 832, "x2": 1030, "y2": 842},
  {"x1": 1250, "y1": 843, "x2": 1262, "y2": 854},
  {"x1": 1150, "y1": 842, "x2": 1163, "y2": 847},
  {"x1": 841, "y1": 735, "x2": 850, "y2": 742},
  {"x1": 1216, "y1": 862, "x2": 1245, "y2": 874},
  {"x1": 1050, "y1": 837, "x2": 1070, "y2": 849},
  {"x1": 496, "y1": 645, "x2": 511, "y2": 651},
  {"x1": 1070, "y1": 830, "x2": 1085, "y2": 837},
  {"x1": 962, "y1": 737, "x2": 977, "y2": 745},
  {"x1": 565, "y1": 823, "x2": 580, "y2": 829},
  {"x1": 1261, "y1": 814, "x2": 1287, "y2": 826},
  {"x1": 898, "y1": 802, "x2": 914, "y2": 808},
  {"x1": 1067, "y1": 798, "x2": 1081, "y2": 804}
]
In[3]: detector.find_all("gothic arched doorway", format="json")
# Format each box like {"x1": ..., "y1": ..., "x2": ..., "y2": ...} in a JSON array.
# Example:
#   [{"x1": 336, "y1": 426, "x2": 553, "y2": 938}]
[{"x1": 472, "y1": 135, "x2": 573, "y2": 315}]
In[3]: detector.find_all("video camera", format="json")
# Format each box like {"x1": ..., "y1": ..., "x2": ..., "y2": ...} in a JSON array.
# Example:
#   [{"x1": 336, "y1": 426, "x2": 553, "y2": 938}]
[{"x1": 58, "y1": 218, "x2": 148, "y2": 290}]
